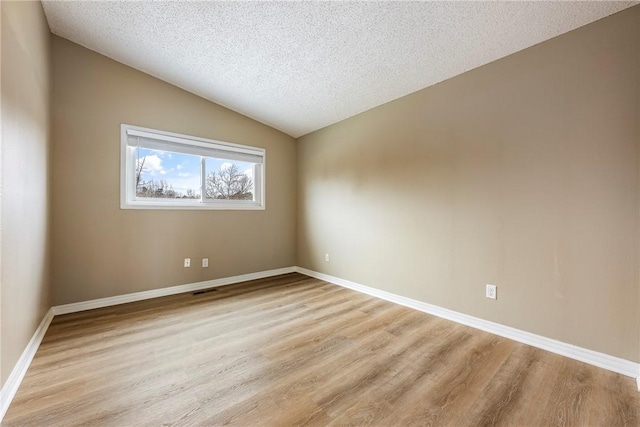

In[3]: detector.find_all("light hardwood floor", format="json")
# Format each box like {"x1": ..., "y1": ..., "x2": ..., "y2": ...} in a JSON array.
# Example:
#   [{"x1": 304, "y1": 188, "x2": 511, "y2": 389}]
[{"x1": 3, "y1": 273, "x2": 639, "y2": 426}]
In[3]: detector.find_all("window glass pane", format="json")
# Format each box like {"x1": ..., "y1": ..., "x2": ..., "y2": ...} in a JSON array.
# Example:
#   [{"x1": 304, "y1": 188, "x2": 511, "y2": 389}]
[
  {"x1": 136, "y1": 148, "x2": 201, "y2": 199},
  {"x1": 204, "y1": 157, "x2": 255, "y2": 201}
]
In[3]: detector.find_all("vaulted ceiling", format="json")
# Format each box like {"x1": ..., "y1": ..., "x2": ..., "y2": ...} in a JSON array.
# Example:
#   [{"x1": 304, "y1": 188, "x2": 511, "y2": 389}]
[{"x1": 42, "y1": 1, "x2": 637, "y2": 137}]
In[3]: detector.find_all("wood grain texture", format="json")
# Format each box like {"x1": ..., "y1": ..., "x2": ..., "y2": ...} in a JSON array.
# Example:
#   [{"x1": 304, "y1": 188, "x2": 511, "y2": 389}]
[{"x1": 3, "y1": 273, "x2": 638, "y2": 426}]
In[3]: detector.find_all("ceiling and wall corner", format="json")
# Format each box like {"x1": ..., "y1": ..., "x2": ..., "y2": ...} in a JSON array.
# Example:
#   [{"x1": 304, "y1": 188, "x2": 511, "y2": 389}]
[
  {"x1": 296, "y1": 5, "x2": 640, "y2": 362},
  {"x1": 41, "y1": 1, "x2": 637, "y2": 138},
  {"x1": 36, "y1": 2, "x2": 639, "y2": 360},
  {"x1": 50, "y1": 34, "x2": 297, "y2": 306}
]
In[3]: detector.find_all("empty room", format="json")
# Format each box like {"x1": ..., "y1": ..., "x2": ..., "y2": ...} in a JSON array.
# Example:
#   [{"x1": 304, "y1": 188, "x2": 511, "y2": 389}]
[{"x1": 1, "y1": 1, "x2": 639, "y2": 425}]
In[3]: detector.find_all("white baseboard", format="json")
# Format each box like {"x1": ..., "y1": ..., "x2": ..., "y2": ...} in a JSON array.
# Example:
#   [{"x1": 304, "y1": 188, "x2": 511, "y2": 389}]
[
  {"x1": 295, "y1": 267, "x2": 640, "y2": 383},
  {"x1": 3, "y1": 263, "x2": 638, "y2": 425},
  {"x1": 0, "y1": 308, "x2": 54, "y2": 421},
  {"x1": 52, "y1": 267, "x2": 296, "y2": 315}
]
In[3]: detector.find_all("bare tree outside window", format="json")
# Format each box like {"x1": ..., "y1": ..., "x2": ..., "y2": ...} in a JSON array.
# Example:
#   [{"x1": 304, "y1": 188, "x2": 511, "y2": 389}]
[
  {"x1": 135, "y1": 156, "x2": 146, "y2": 190},
  {"x1": 206, "y1": 164, "x2": 253, "y2": 200}
]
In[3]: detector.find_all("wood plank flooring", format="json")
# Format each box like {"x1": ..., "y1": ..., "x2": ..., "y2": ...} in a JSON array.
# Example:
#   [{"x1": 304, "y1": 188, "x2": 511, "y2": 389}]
[{"x1": 3, "y1": 273, "x2": 639, "y2": 426}]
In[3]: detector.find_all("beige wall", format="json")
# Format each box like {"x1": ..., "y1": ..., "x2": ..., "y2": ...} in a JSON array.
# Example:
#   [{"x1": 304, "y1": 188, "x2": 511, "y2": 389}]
[
  {"x1": 1, "y1": 1, "x2": 52, "y2": 386},
  {"x1": 297, "y1": 7, "x2": 640, "y2": 361},
  {"x1": 51, "y1": 36, "x2": 297, "y2": 305}
]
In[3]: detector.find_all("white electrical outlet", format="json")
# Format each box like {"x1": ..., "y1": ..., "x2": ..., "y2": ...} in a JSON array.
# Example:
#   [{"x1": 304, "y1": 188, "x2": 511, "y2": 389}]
[
  {"x1": 325, "y1": 253, "x2": 330, "y2": 262},
  {"x1": 202, "y1": 258, "x2": 209, "y2": 268},
  {"x1": 486, "y1": 284, "x2": 497, "y2": 300},
  {"x1": 184, "y1": 258, "x2": 191, "y2": 268}
]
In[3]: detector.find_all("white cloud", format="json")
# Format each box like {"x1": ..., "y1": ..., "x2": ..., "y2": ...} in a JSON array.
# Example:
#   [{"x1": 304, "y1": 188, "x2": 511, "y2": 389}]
[
  {"x1": 176, "y1": 164, "x2": 183, "y2": 170},
  {"x1": 220, "y1": 162, "x2": 233, "y2": 170},
  {"x1": 138, "y1": 154, "x2": 163, "y2": 175}
]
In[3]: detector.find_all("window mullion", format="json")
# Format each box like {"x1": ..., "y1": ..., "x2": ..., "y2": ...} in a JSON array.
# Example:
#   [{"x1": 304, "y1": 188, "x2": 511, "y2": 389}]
[{"x1": 200, "y1": 156, "x2": 205, "y2": 202}]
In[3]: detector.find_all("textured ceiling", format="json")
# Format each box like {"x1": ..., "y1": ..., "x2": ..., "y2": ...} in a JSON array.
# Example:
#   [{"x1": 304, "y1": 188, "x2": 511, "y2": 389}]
[{"x1": 42, "y1": 1, "x2": 637, "y2": 138}]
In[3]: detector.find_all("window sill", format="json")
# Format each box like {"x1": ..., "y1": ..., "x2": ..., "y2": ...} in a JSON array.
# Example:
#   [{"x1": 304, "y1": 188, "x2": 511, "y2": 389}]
[{"x1": 121, "y1": 201, "x2": 265, "y2": 210}]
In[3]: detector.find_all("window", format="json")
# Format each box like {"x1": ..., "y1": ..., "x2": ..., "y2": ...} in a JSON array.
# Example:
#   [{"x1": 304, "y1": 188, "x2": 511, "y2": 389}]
[{"x1": 121, "y1": 124, "x2": 265, "y2": 210}]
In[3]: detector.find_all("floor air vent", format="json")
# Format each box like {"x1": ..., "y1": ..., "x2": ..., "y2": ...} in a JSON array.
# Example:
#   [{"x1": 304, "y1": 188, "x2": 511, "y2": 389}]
[{"x1": 192, "y1": 288, "x2": 219, "y2": 296}]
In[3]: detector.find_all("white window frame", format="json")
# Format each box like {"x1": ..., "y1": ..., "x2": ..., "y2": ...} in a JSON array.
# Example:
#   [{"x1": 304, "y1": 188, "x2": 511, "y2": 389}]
[{"x1": 120, "y1": 124, "x2": 265, "y2": 210}]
